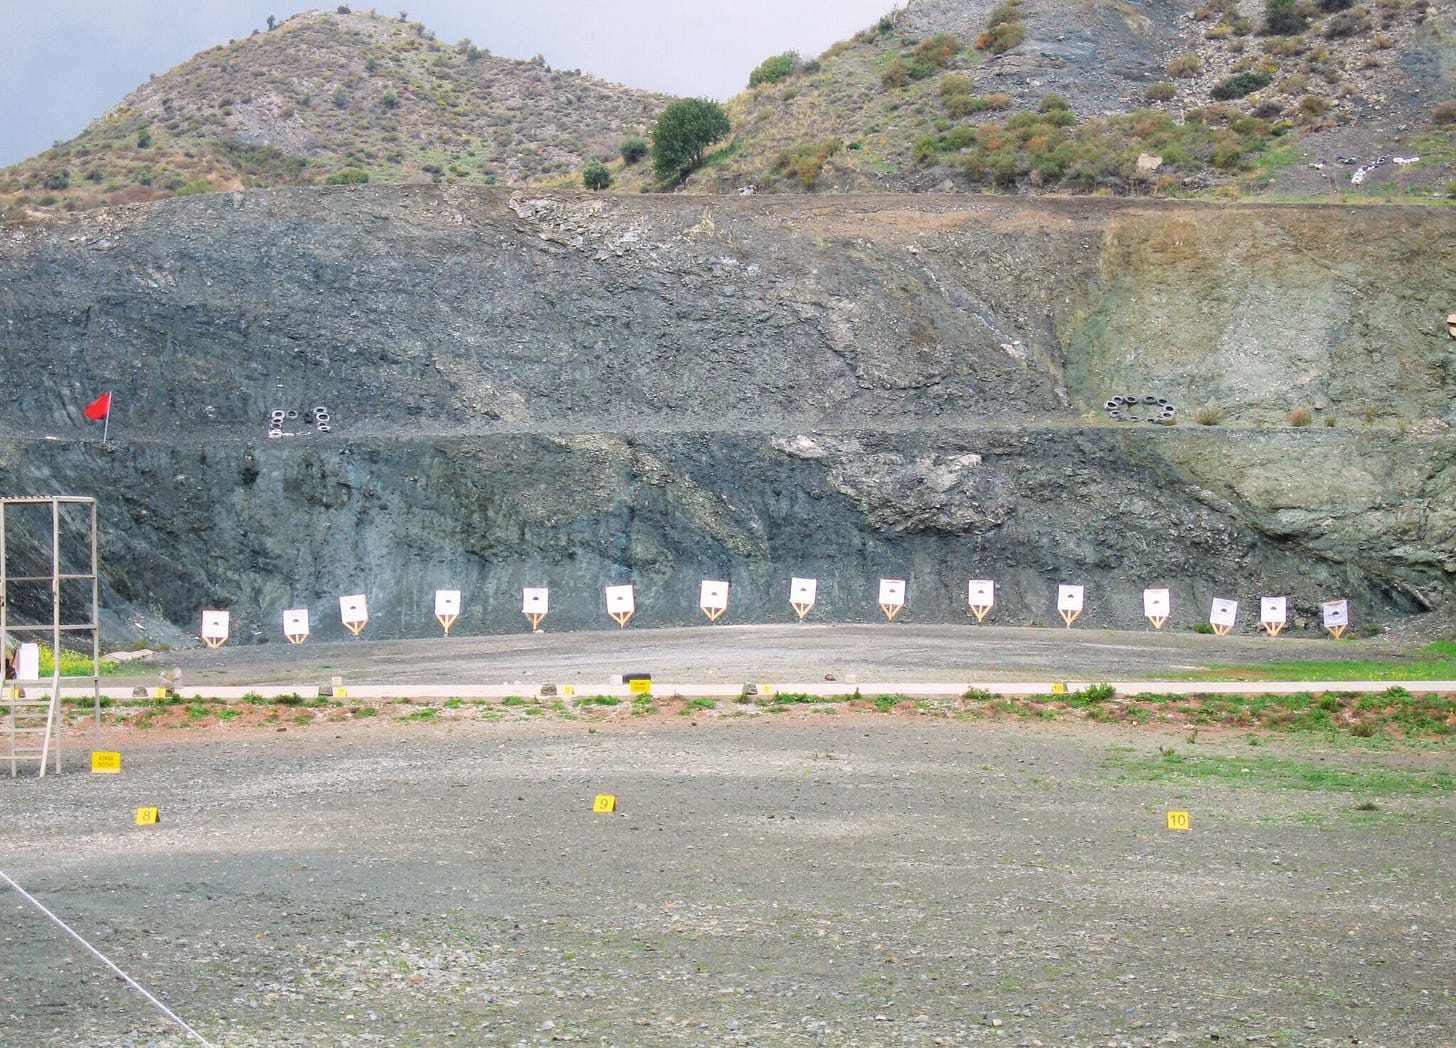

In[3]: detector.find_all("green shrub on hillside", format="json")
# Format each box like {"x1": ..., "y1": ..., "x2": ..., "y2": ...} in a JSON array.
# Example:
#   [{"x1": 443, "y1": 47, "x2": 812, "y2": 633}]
[
  {"x1": 772, "y1": 138, "x2": 843, "y2": 188},
  {"x1": 1211, "y1": 71, "x2": 1273, "y2": 99},
  {"x1": 581, "y1": 159, "x2": 611, "y2": 190},
  {"x1": 919, "y1": 106, "x2": 1271, "y2": 191},
  {"x1": 324, "y1": 168, "x2": 369, "y2": 184},
  {"x1": 1263, "y1": 0, "x2": 1308, "y2": 34},
  {"x1": 620, "y1": 137, "x2": 649, "y2": 164},
  {"x1": 749, "y1": 51, "x2": 798, "y2": 88}
]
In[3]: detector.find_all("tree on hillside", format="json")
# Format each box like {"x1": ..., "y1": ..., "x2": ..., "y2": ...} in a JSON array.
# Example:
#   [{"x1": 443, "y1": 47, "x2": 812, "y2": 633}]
[{"x1": 651, "y1": 98, "x2": 731, "y2": 186}]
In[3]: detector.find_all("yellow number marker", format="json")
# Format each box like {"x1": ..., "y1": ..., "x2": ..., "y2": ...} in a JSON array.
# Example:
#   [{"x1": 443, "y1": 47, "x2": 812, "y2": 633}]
[
  {"x1": 1051, "y1": 682, "x2": 1068, "y2": 695},
  {"x1": 592, "y1": 794, "x2": 617, "y2": 813},
  {"x1": 562, "y1": 685, "x2": 576, "y2": 698},
  {"x1": 628, "y1": 678, "x2": 652, "y2": 695},
  {"x1": 134, "y1": 807, "x2": 160, "y2": 826},
  {"x1": 91, "y1": 751, "x2": 122, "y2": 774},
  {"x1": 1167, "y1": 810, "x2": 1190, "y2": 831}
]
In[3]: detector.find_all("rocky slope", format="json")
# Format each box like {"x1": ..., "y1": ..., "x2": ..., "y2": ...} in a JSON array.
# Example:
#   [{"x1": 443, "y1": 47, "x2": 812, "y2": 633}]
[
  {"x1": 0, "y1": 186, "x2": 1452, "y2": 643},
  {"x1": 0, "y1": 9, "x2": 669, "y2": 212}
]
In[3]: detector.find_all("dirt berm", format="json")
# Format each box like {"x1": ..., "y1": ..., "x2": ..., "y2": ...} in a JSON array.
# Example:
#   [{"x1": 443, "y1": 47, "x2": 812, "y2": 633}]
[{"x1": 0, "y1": 188, "x2": 1451, "y2": 643}]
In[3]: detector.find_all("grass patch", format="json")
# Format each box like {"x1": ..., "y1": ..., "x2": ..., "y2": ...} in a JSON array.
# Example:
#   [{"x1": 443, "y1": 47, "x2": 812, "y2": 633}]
[
  {"x1": 1195, "y1": 644, "x2": 1456, "y2": 682},
  {"x1": 1108, "y1": 750, "x2": 1455, "y2": 795},
  {"x1": 395, "y1": 707, "x2": 439, "y2": 722}
]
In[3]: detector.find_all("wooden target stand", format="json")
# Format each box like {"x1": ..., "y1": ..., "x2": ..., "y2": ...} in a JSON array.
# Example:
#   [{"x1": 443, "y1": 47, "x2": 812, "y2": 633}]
[
  {"x1": 1146, "y1": 615, "x2": 1167, "y2": 630},
  {"x1": 1210, "y1": 622, "x2": 1233, "y2": 637},
  {"x1": 791, "y1": 602, "x2": 813, "y2": 621},
  {"x1": 969, "y1": 602, "x2": 993, "y2": 623},
  {"x1": 1059, "y1": 609, "x2": 1081, "y2": 628},
  {"x1": 701, "y1": 604, "x2": 727, "y2": 623},
  {"x1": 1261, "y1": 620, "x2": 1285, "y2": 637},
  {"x1": 202, "y1": 634, "x2": 227, "y2": 650},
  {"x1": 286, "y1": 630, "x2": 309, "y2": 645},
  {"x1": 609, "y1": 610, "x2": 634, "y2": 629},
  {"x1": 1326, "y1": 624, "x2": 1347, "y2": 639},
  {"x1": 343, "y1": 616, "x2": 368, "y2": 637},
  {"x1": 436, "y1": 612, "x2": 458, "y2": 637},
  {"x1": 880, "y1": 603, "x2": 904, "y2": 622},
  {"x1": 524, "y1": 612, "x2": 547, "y2": 631}
]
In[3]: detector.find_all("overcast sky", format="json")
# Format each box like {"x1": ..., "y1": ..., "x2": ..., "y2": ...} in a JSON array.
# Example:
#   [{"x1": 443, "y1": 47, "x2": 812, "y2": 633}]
[{"x1": 1, "y1": 0, "x2": 896, "y2": 168}]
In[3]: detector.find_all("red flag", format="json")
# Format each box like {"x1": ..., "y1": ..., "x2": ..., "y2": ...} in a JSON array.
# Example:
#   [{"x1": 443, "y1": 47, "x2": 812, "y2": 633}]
[{"x1": 83, "y1": 392, "x2": 112, "y2": 421}]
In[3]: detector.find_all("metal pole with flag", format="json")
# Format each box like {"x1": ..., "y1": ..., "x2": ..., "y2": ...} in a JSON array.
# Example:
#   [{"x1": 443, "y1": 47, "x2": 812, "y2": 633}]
[{"x1": 83, "y1": 392, "x2": 112, "y2": 442}]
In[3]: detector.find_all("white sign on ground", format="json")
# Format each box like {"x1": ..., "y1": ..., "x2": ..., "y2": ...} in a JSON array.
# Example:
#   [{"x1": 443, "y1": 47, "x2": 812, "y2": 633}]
[
  {"x1": 1322, "y1": 599, "x2": 1349, "y2": 628},
  {"x1": 283, "y1": 608, "x2": 310, "y2": 638},
  {"x1": 1144, "y1": 588, "x2": 1170, "y2": 618},
  {"x1": 17, "y1": 642, "x2": 39, "y2": 680},
  {"x1": 1057, "y1": 585, "x2": 1084, "y2": 613},
  {"x1": 700, "y1": 580, "x2": 729, "y2": 611},
  {"x1": 878, "y1": 579, "x2": 906, "y2": 608},
  {"x1": 522, "y1": 588, "x2": 549, "y2": 614},
  {"x1": 1261, "y1": 596, "x2": 1287, "y2": 626},
  {"x1": 435, "y1": 589, "x2": 461, "y2": 618},
  {"x1": 340, "y1": 594, "x2": 369, "y2": 624},
  {"x1": 200, "y1": 610, "x2": 230, "y2": 641},
  {"x1": 1210, "y1": 598, "x2": 1239, "y2": 629},
  {"x1": 605, "y1": 585, "x2": 635, "y2": 615},
  {"x1": 790, "y1": 577, "x2": 817, "y2": 605},
  {"x1": 968, "y1": 579, "x2": 995, "y2": 607}
]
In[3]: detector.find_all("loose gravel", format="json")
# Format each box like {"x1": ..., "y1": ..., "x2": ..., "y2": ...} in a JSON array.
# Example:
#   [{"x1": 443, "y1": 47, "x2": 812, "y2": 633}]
[{"x1": 4, "y1": 710, "x2": 1454, "y2": 1048}]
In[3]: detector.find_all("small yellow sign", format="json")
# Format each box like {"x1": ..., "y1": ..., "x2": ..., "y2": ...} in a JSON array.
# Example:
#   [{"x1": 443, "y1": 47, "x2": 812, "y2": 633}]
[
  {"x1": 592, "y1": 794, "x2": 617, "y2": 813},
  {"x1": 334, "y1": 687, "x2": 348, "y2": 699},
  {"x1": 152, "y1": 687, "x2": 171, "y2": 699},
  {"x1": 1051, "y1": 682, "x2": 1068, "y2": 695},
  {"x1": 134, "y1": 807, "x2": 160, "y2": 826},
  {"x1": 628, "y1": 678, "x2": 651, "y2": 695},
  {"x1": 91, "y1": 751, "x2": 122, "y2": 774},
  {"x1": 562, "y1": 685, "x2": 576, "y2": 697},
  {"x1": 1167, "y1": 810, "x2": 1190, "y2": 831}
]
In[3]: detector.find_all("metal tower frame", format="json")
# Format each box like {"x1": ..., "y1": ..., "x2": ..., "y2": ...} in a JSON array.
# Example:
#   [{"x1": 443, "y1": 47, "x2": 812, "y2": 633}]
[{"x1": 1, "y1": 496, "x2": 101, "y2": 777}]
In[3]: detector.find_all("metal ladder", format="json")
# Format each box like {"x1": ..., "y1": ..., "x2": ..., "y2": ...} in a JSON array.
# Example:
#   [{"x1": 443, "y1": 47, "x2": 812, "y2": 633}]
[{"x1": 4, "y1": 683, "x2": 61, "y2": 777}]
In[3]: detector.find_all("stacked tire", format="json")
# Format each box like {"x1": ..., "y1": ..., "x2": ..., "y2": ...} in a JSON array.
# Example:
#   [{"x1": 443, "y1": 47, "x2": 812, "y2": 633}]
[{"x1": 1104, "y1": 395, "x2": 1176, "y2": 424}]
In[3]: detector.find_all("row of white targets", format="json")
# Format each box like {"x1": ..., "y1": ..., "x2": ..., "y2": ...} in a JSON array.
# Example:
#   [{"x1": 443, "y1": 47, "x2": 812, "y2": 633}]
[
  {"x1": 268, "y1": 405, "x2": 332, "y2": 439},
  {"x1": 196, "y1": 580, "x2": 1354, "y2": 647}
]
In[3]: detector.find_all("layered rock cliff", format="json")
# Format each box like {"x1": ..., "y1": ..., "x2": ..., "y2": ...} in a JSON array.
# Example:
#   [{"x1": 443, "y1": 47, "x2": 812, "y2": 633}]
[{"x1": 0, "y1": 186, "x2": 1451, "y2": 642}]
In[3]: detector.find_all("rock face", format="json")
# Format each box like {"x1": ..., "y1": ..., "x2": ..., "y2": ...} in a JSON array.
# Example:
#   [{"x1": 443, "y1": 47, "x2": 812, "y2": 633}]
[{"x1": 0, "y1": 186, "x2": 1452, "y2": 643}]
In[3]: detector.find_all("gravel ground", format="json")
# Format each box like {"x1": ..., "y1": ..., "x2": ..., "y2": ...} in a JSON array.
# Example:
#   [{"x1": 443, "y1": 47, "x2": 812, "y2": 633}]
[
  {"x1": 4, "y1": 707, "x2": 1455, "y2": 1048},
  {"x1": 137, "y1": 623, "x2": 1398, "y2": 691}
]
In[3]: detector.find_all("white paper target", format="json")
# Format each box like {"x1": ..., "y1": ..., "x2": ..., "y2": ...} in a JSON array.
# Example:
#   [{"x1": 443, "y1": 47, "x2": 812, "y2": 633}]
[
  {"x1": 790, "y1": 577, "x2": 817, "y2": 605},
  {"x1": 200, "y1": 610, "x2": 230, "y2": 641},
  {"x1": 339, "y1": 593, "x2": 369, "y2": 624},
  {"x1": 605, "y1": 585, "x2": 636, "y2": 615},
  {"x1": 700, "y1": 580, "x2": 729, "y2": 611},
  {"x1": 1209, "y1": 598, "x2": 1239, "y2": 628},
  {"x1": 1260, "y1": 596, "x2": 1287, "y2": 625},
  {"x1": 1057, "y1": 585, "x2": 1085, "y2": 613},
  {"x1": 878, "y1": 578, "x2": 906, "y2": 608},
  {"x1": 1322, "y1": 599, "x2": 1350, "y2": 628},
  {"x1": 968, "y1": 579, "x2": 995, "y2": 606},
  {"x1": 1143, "y1": 588, "x2": 1170, "y2": 618},
  {"x1": 283, "y1": 608, "x2": 310, "y2": 637},
  {"x1": 522, "y1": 587, "x2": 550, "y2": 614},
  {"x1": 435, "y1": 589, "x2": 461, "y2": 617},
  {"x1": 16, "y1": 643, "x2": 38, "y2": 681}
]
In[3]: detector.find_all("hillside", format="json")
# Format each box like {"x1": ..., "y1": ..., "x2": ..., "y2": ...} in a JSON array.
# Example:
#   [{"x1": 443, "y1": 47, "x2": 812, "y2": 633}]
[
  {"x1": 698, "y1": 0, "x2": 1456, "y2": 197},
  {"x1": 5, "y1": 1, "x2": 1456, "y2": 214},
  {"x1": 0, "y1": 186, "x2": 1451, "y2": 643},
  {"x1": 0, "y1": 8, "x2": 670, "y2": 213}
]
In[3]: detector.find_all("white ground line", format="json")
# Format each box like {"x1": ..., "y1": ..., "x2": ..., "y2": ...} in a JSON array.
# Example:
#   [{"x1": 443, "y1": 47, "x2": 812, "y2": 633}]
[{"x1": 0, "y1": 868, "x2": 217, "y2": 1048}]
